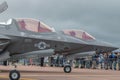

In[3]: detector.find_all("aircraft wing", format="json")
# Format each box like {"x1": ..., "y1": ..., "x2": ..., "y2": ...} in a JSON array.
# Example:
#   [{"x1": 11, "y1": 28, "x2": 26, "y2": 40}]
[
  {"x1": 11, "y1": 49, "x2": 54, "y2": 59},
  {"x1": 66, "y1": 51, "x2": 96, "y2": 60},
  {"x1": 0, "y1": 1, "x2": 8, "y2": 14},
  {"x1": 85, "y1": 39, "x2": 118, "y2": 53},
  {"x1": 65, "y1": 41, "x2": 117, "y2": 56}
]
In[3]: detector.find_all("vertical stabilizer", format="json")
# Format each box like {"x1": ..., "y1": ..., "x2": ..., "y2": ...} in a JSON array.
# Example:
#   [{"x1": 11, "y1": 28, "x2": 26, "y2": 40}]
[{"x1": 0, "y1": 1, "x2": 8, "y2": 14}]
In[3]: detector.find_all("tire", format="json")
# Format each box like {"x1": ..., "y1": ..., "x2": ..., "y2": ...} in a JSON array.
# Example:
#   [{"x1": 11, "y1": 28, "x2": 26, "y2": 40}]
[
  {"x1": 9, "y1": 70, "x2": 20, "y2": 80},
  {"x1": 64, "y1": 65, "x2": 71, "y2": 73}
]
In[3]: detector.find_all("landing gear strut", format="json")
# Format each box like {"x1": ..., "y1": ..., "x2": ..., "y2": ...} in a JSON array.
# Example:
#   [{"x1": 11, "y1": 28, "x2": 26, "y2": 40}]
[{"x1": 64, "y1": 65, "x2": 72, "y2": 73}]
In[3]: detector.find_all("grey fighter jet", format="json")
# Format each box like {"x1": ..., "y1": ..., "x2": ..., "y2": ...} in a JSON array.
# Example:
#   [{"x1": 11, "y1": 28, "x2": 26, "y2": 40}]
[
  {"x1": 0, "y1": 1, "x2": 118, "y2": 80},
  {"x1": 0, "y1": 19, "x2": 117, "y2": 58},
  {"x1": 0, "y1": 18, "x2": 118, "y2": 80}
]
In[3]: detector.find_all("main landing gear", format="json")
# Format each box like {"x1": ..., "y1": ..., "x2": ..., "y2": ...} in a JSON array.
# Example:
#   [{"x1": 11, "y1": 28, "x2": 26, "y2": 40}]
[
  {"x1": 9, "y1": 70, "x2": 20, "y2": 80},
  {"x1": 9, "y1": 65, "x2": 20, "y2": 80},
  {"x1": 9, "y1": 64, "x2": 71, "y2": 80}
]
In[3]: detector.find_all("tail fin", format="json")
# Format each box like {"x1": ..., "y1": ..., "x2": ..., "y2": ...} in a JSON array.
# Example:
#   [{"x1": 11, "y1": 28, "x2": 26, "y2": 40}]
[{"x1": 0, "y1": 1, "x2": 8, "y2": 14}]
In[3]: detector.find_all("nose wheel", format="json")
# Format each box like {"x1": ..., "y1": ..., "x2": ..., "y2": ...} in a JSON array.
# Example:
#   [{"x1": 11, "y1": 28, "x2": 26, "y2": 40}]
[
  {"x1": 9, "y1": 70, "x2": 20, "y2": 80},
  {"x1": 64, "y1": 65, "x2": 71, "y2": 73}
]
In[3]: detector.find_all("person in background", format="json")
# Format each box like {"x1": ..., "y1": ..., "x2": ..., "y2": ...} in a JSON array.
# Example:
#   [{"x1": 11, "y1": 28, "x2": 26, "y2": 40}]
[
  {"x1": 41, "y1": 56, "x2": 44, "y2": 67},
  {"x1": 113, "y1": 53, "x2": 118, "y2": 70},
  {"x1": 104, "y1": 53, "x2": 109, "y2": 70},
  {"x1": 109, "y1": 52, "x2": 117, "y2": 70},
  {"x1": 92, "y1": 54, "x2": 98, "y2": 69},
  {"x1": 98, "y1": 53, "x2": 105, "y2": 69},
  {"x1": 117, "y1": 53, "x2": 120, "y2": 70},
  {"x1": 109, "y1": 53, "x2": 113, "y2": 69}
]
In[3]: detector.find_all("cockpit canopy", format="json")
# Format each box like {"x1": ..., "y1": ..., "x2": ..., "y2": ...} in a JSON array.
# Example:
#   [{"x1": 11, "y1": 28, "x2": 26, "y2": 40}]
[
  {"x1": 16, "y1": 18, "x2": 55, "y2": 33},
  {"x1": 63, "y1": 29, "x2": 96, "y2": 40}
]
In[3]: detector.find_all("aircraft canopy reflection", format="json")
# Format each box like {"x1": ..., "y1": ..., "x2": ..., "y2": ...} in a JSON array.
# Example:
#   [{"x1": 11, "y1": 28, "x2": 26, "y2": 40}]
[{"x1": 16, "y1": 18, "x2": 55, "y2": 33}]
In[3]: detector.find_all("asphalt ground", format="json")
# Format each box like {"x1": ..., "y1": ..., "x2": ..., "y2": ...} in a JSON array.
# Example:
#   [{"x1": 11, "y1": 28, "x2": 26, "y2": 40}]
[{"x1": 0, "y1": 66, "x2": 120, "y2": 80}]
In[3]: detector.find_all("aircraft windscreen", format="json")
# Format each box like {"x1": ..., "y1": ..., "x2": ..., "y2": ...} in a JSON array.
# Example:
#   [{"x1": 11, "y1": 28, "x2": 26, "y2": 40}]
[
  {"x1": 16, "y1": 18, "x2": 54, "y2": 33},
  {"x1": 63, "y1": 29, "x2": 96, "y2": 40}
]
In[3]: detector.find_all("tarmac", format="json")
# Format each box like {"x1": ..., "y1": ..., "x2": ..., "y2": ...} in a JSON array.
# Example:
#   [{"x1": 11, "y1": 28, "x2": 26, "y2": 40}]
[{"x1": 0, "y1": 65, "x2": 120, "y2": 80}]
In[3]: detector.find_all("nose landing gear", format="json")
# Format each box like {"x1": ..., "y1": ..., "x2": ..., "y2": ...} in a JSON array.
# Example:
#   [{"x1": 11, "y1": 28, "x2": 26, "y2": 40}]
[{"x1": 64, "y1": 65, "x2": 72, "y2": 73}]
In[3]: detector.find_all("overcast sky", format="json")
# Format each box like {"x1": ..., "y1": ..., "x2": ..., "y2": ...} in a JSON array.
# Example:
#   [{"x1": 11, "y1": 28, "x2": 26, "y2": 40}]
[{"x1": 0, "y1": 0, "x2": 120, "y2": 47}]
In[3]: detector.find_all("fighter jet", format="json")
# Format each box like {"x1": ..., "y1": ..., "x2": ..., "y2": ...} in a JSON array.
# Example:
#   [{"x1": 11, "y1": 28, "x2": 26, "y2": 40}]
[
  {"x1": 0, "y1": 18, "x2": 118, "y2": 80},
  {"x1": 0, "y1": 1, "x2": 118, "y2": 80}
]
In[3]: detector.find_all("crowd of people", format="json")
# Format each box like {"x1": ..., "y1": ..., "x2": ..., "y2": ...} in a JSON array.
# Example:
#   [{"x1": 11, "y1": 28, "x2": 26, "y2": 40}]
[
  {"x1": 74, "y1": 52, "x2": 120, "y2": 70},
  {"x1": 1, "y1": 51, "x2": 120, "y2": 71},
  {"x1": 28, "y1": 52, "x2": 120, "y2": 71},
  {"x1": 36, "y1": 52, "x2": 120, "y2": 71}
]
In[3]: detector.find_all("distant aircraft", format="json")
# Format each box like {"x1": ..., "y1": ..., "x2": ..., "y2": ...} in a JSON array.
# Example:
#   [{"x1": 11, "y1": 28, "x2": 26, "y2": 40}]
[{"x1": 0, "y1": 1, "x2": 118, "y2": 80}]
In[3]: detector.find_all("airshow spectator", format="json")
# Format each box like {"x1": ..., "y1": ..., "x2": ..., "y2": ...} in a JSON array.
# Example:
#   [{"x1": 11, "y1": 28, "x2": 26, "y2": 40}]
[
  {"x1": 92, "y1": 54, "x2": 98, "y2": 69},
  {"x1": 117, "y1": 53, "x2": 120, "y2": 70},
  {"x1": 98, "y1": 53, "x2": 105, "y2": 69},
  {"x1": 109, "y1": 52, "x2": 117, "y2": 70},
  {"x1": 113, "y1": 53, "x2": 118, "y2": 70}
]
